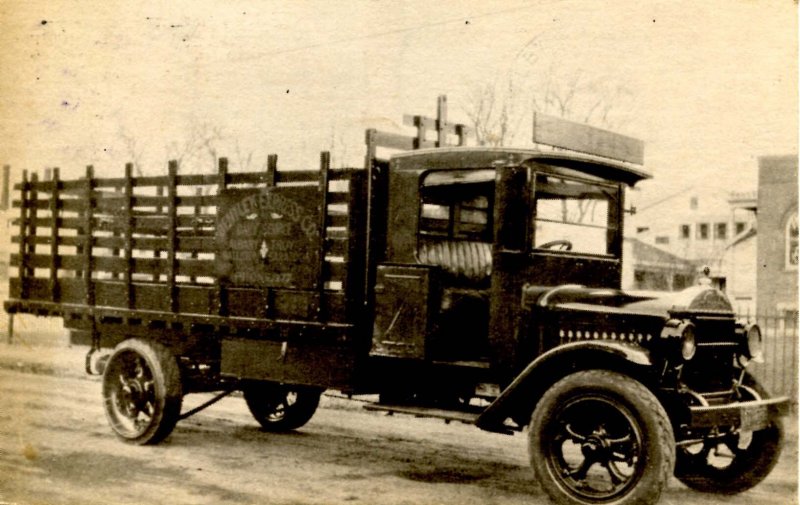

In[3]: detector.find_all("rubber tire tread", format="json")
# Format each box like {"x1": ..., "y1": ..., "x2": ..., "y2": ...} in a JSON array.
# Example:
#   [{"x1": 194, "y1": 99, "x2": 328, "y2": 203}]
[
  {"x1": 102, "y1": 338, "x2": 183, "y2": 445},
  {"x1": 528, "y1": 370, "x2": 675, "y2": 505},
  {"x1": 243, "y1": 383, "x2": 322, "y2": 432}
]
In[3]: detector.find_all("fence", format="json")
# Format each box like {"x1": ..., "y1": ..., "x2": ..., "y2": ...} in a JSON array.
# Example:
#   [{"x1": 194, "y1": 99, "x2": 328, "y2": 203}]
[{"x1": 742, "y1": 309, "x2": 798, "y2": 407}]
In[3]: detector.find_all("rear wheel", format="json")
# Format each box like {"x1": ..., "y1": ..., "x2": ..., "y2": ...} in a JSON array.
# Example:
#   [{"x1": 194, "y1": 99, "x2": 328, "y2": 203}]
[
  {"x1": 102, "y1": 339, "x2": 183, "y2": 445},
  {"x1": 243, "y1": 382, "x2": 322, "y2": 431},
  {"x1": 529, "y1": 370, "x2": 675, "y2": 505},
  {"x1": 675, "y1": 378, "x2": 783, "y2": 494}
]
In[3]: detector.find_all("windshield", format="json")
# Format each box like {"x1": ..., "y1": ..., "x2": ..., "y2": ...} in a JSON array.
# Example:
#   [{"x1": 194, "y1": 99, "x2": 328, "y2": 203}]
[{"x1": 532, "y1": 173, "x2": 619, "y2": 256}]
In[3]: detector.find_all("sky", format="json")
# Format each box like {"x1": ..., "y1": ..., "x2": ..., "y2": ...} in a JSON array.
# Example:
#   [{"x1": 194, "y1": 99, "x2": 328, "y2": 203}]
[{"x1": 0, "y1": 1, "x2": 796, "y2": 209}]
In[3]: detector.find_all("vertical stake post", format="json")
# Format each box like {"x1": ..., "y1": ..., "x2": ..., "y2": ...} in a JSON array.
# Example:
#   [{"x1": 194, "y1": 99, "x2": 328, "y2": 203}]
[
  {"x1": 317, "y1": 151, "x2": 330, "y2": 322},
  {"x1": 436, "y1": 95, "x2": 448, "y2": 147},
  {"x1": 123, "y1": 163, "x2": 134, "y2": 310},
  {"x1": 216, "y1": 157, "x2": 228, "y2": 318},
  {"x1": 167, "y1": 161, "x2": 178, "y2": 314},
  {"x1": 49, "y1": 167, "x2": 60, "y2": 302}
]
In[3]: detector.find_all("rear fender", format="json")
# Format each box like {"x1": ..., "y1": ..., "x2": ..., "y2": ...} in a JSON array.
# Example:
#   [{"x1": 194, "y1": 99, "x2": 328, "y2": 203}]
[{"x1": 475, "y1": 341, "x2": 653, "y2": 433}]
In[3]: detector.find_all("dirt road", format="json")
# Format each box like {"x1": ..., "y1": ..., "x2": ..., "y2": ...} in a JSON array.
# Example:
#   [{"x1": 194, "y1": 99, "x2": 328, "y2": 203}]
[{"x1": 0, "y1": 368, "x2": 796, "y2": 505}]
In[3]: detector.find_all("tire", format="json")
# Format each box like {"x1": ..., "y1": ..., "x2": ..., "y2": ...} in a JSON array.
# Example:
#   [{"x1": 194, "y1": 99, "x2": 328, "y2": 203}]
[
  {"x1": 243, "y1": 382, "x2": 322, "y2": 432},
  {"x1": 102, "y1": 338, "x2": 183, "y2": 445},
  {"x1": 675, "y1": 377, "x2": 784, "y2": 494},
  {"x1": 528, "y1": 370, "x2": 675, "y2": 505}
]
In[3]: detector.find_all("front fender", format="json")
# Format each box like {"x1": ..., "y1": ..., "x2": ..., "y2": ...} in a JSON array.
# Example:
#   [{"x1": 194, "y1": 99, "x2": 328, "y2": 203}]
[{"x1": 475, "y1": 341, "x2": 653, "y2": 433}]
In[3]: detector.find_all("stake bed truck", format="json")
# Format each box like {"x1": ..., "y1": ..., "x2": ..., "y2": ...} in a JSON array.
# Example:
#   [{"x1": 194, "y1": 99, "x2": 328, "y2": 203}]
[{"x1": 5, "y1": 97, "x2": 788, "y2": 505}]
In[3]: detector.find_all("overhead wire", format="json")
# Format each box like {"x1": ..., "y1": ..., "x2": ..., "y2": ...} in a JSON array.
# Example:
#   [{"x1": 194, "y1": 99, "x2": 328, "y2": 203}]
[{"x1": 240, "y1": 2, "x2": 547, "y2": 60}]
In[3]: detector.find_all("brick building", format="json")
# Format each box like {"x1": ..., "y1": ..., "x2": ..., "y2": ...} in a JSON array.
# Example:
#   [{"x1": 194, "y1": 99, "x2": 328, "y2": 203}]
[{"x1": 756, "y1": 155, "x2": 798, "y2": 318}]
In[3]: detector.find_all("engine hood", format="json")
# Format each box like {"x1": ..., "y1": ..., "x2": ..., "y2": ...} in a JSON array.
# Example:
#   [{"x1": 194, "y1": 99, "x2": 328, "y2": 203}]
[{"x1": 523, "y1": 284, "x2": 734, "y2": 320}]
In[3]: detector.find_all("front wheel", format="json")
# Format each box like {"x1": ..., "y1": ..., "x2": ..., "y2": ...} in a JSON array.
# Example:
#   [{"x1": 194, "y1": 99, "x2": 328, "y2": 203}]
[
  {"x1": 243, "y1": 382, "x2": 322, "y2": 431},
  {"x1": 102, "y1": 339, "x2": 183, "y2": 445},
  {"x1": 675, "y1": 378, "x2": 784, "y2": 494},
  {"x1": 528, "y1": 370, "x2": 675, "y2": 505}
]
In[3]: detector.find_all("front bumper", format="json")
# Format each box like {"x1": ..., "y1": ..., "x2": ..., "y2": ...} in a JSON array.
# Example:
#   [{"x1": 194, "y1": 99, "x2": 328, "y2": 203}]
[{"x1": 689, "y1": 396, "x2": 790, "y2": 431}]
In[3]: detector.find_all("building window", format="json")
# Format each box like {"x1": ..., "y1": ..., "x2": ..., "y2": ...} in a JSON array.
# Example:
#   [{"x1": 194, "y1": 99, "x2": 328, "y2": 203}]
[
  {"x1": 787, "y1": 213, "x2": 798, "y2": 270},
  {"x1": 735, "y1": 221, "x2": 747, "y2": 235},
  {"x1": 680, "y1": 224, "x2": 690, "y2": 239},
  {"x1": 655, "y1": 236, "x2": 669, "y2": 245},
  {"x1": 673, "y1": 273, "x2": 693, "y2": 290},
  {"x1": 690, "y1": 196, "x2": 698, "y2": 210},
  {"x1": 697, "y1": 223, "x2": 709, "y2": 240},
  {"x1": 715, "y1": 223, "x2": 727, "y2": 240}
]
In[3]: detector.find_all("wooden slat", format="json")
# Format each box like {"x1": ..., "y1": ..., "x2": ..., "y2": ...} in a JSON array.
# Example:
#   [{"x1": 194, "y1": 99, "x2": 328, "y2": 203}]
[
  {"x1": 89, "y1": 172, "x2": 219, "y2": 189},
  {"x1": 325, "y1": 237, "x2": 348, "y2": 257},
  {"x1": 327, "y1": 192, "x2": 350, "y2": 204},
  {"x1": 326, "y1": 213, "x2": 348, "y2": 228},
  {"x1": 92, "y1": 194, "x2": 219, "y2": 209},
  {"x1": 325, "y1": 260, "x2": 346, "y2": 281},
  {"x1": 327, "y1": 169, "x2": 360, "y2": 181},
  {"x1": 11, "y1": 253, "x2": 215, "y2": 278},
  {"x1": 370, "y1": 131, "x2": 435, "y2": 152},
  {"x1": 12, "y1": 233, "x2": 219, "y2": 251}
]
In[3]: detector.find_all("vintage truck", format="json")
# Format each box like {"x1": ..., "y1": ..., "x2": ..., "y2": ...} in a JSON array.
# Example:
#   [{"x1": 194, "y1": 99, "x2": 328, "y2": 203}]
[{"x1": 4, "y1": 96, "x2": 788, "y2": 505}]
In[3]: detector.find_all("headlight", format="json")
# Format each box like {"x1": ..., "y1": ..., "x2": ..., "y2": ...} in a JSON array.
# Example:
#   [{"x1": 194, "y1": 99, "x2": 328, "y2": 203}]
[
  {"x1": 661, "y1": 319, "x2": 696, "y2": 361},
  {"x1": 680, "y1": 322, "x2": 696, "y2": 360},
  {"x1": 744, "y1": 323, "x2": 764, "y2": 363}
]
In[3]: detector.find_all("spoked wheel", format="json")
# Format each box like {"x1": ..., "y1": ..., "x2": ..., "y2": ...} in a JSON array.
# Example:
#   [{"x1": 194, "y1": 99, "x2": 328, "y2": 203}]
[
  {"x1": 529, "y1": 370, "x2": 674, "y2": 505},
  {"x1": 243, "y1": 382, "x2": 322, "y2": 432},
  {"x1": 102, "y1": 339, "x2": 183, "y2": 445},
  {"x1": 675, "y1": 378, "x2": 783, "y2": 494}
]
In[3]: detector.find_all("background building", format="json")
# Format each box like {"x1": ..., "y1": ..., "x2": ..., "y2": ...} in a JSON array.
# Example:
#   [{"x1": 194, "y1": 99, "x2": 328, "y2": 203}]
[
  {"x1": 626, "y1": 186, "x2": 758, "y2": 303},
  {"x1": 756, "y1": 155, "x2": 798, "y2": 319}
]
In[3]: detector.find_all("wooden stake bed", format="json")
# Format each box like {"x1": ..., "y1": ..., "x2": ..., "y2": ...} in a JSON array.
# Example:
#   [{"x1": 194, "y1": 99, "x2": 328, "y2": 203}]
[{"x1": 5, "y1": 156, "x2": 368, "y2": 347}]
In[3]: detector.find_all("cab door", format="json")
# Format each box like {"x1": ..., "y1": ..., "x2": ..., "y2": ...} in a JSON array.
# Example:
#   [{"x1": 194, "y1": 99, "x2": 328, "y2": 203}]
[{"x1": 487, "y1": 163, "x2": 624, "y2": 374}]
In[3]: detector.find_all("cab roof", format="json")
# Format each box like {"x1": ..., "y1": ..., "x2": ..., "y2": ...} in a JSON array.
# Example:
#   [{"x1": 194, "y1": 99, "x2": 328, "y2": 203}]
[{"x1": 389, "y1": 146, "x2": 652, "y2": 187}]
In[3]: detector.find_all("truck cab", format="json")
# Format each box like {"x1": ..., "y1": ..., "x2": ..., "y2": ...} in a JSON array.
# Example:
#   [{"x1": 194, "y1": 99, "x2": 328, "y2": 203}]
[{"x1": 368, "y1": 145, "x2": 647, "y2": 387}]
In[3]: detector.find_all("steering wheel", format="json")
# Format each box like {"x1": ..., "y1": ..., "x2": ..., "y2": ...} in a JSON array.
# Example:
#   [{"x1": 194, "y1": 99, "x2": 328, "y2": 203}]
[{"x1": 538, "y1": 239, "x2": 573, "y2": 251}]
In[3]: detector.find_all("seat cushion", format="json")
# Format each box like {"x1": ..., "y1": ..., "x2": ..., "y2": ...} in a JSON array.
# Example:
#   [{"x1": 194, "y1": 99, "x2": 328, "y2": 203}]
[{"x1": 416, "y1": 239, "x2": 492, "y2": 284}]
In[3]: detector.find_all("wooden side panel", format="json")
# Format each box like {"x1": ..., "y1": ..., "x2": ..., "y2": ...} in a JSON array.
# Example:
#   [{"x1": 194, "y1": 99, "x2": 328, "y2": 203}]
[
  {"x1": 220, "y1": 337, "x2": 357, "y2": 388},
  {"x1": 370, "y1": 265, "x2": 437, "y2": 360}
]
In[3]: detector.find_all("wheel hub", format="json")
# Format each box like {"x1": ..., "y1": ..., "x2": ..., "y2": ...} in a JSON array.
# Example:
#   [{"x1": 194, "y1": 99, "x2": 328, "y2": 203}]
[
  {"x1": 120, "y1": 379, "x2": 145, "y2": 416},
  {"x1": 581, "y1": 429, "x2": 612, "y2": 457}
]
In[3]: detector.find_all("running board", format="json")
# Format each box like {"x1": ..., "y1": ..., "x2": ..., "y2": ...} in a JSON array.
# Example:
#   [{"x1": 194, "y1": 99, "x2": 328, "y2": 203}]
[{"x1": 363, "y1": 403, "x2": 480, "y2": 425}]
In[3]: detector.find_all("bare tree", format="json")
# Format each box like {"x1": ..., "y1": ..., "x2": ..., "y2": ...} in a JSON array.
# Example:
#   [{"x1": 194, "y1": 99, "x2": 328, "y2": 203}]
[
  {"x1": 464, "y1": 78, "x2": 525, "y2": 147},
  {"x1": 165, "y1": 121, "x2": 224, "y2": 174},
  {"x1": 117, "y1": 125, "x2": 146, "y2": 176},
  {"x1": 463, "y1": 38, "x2": 638, "y2": 147}
]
